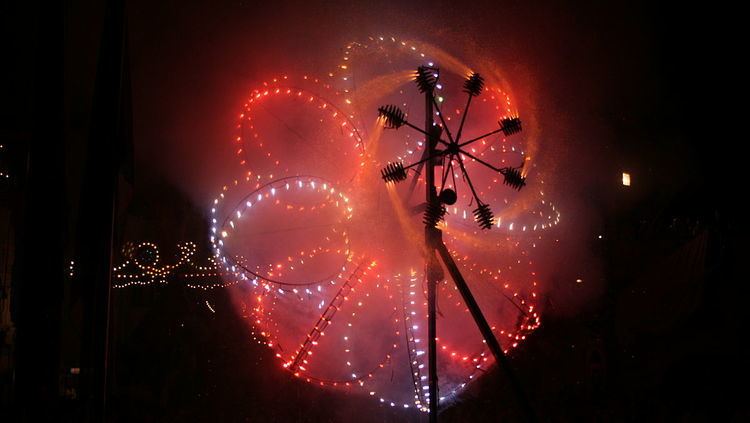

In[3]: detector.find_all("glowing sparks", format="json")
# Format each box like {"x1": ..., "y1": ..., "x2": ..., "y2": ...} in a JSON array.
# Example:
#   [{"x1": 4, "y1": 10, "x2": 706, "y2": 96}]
[{"x1": 113, "y1": 34, "x2": 562, "y2": 412}]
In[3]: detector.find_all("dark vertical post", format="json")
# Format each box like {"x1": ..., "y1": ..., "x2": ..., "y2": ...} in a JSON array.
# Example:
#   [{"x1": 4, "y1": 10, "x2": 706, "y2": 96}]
[
  {"x1": 436, "y1": 242, "x2": 537, "y2": 422},
  {"x1": 11, "y1": 1, "x2": 65, "y2": 420},
  {"x1": 77, "y1": 0, "x2": 131, "y2": 420},
  {"x1": 424, "y1": 89, "x2": 440, "y2": 423}
]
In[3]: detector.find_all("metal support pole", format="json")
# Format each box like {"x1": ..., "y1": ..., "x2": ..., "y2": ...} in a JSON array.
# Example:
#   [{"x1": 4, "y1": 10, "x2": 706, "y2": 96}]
[
  {"x1": 424, "y1": 90, "x2": 441, "y2": 423},
  {"x1": 435, "y1": 241, "x2": 537, "y2": 423}
]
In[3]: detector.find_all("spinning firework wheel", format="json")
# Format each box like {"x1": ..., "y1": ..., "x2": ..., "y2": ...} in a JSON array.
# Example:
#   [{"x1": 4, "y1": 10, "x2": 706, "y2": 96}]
[{"x1": 203, "y1": 36, "x2": 558, "y2": 418}]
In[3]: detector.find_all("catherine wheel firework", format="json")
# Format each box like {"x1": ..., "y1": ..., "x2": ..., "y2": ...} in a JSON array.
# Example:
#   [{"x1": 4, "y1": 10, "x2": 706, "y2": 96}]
[{"x1": 210, "y1": 35, "x2": 559, "y2": 412}]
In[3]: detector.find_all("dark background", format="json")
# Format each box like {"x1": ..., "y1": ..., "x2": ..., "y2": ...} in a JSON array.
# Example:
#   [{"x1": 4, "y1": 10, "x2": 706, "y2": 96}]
[{"x1": 1, "y1": 0, "x2": 744, "y2": 421}]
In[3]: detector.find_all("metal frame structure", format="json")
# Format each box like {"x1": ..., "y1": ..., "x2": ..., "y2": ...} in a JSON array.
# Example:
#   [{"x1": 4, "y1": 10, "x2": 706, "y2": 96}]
[{"x1": 378, "y1": 66, "x2": 535, "y2": 422}]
